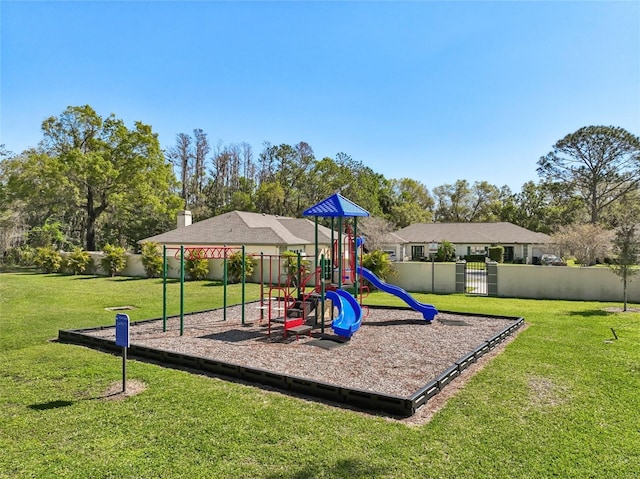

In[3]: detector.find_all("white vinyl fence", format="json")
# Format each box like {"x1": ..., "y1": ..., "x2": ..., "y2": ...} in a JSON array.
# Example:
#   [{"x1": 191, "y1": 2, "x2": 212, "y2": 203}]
[{"x1": 75, "y1": 253, "x2": 639, "y2": 303}]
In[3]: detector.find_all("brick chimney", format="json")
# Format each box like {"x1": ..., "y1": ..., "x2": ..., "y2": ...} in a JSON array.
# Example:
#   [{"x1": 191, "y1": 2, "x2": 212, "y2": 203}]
[{"x1": 177, "y1": 210, "x2": 192, "y2": 228}]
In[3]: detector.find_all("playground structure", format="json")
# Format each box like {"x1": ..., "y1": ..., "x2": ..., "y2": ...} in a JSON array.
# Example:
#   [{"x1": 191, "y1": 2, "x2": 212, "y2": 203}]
[{"x1": 160, "y1": 193, "x2": 438, "y2": 340}]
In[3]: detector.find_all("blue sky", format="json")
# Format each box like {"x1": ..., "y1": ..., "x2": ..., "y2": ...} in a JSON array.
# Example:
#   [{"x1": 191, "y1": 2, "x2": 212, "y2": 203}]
[{"x1": 2, "y1": 1, "x2": 638, "y2": 192}]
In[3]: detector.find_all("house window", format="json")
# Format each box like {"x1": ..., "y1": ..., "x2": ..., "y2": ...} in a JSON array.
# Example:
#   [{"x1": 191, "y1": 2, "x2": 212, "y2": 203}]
[
  {"x1": 504, "y1": 246, "x2": 514, "y2": 262},
  {"x1": 411, "y1": 245, "x2": 424, "y2": 261},
  {"x1": 469, "y1": 246, "x2": 487, "y2": 255}
]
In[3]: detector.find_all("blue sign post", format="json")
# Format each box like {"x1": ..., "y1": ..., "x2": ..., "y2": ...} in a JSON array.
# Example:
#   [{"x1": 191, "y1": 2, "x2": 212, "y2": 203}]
[{"x1": 115, "y1": 314, "x2": 130, "y2": 393}]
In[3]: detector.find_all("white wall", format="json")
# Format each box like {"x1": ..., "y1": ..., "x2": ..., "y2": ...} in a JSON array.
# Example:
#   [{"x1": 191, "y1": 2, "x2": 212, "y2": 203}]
[
  {"x1": 68, "y1": 252, "x2": 639, "y2": 303},
  {"x1": 388, "y1": 261, "x2": 456, "y2": 293},
  {"x1": 497, "y1": 265, "x2": 640, "y2": 302}
]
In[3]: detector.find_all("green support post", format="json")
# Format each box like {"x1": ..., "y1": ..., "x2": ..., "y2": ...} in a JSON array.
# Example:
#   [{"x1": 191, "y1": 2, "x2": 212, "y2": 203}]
[
  {"x1": 241, "y1": 245, "x2": 246, "y2": 325},
  {"x1": 180, "y1": 245, "x2": 184, "y2": 336},
  {"x1": 162, "y1": 245, "x2": 167, "y2": 332},
  {"x1": 320, "y1": 255, "x2": 325, "y2": 334},
  {"x1": 331, "y1": 217, "x2": 335, "y2": 278},
  {"x1": 223, "y1": 247, "x2": 228, "y2": 322},
  {"x1": 353, "y1": 217, "x2": 358, "y2": 297},
  {"x1": 297, "y1": 252, "x2": 302, "y2": 299},
  {"x1": 337, "y1": 216, "x2": 343, "y2": 289},
  {"x1": 314, "y1": 217, "x2": 319, "y2": 270}
]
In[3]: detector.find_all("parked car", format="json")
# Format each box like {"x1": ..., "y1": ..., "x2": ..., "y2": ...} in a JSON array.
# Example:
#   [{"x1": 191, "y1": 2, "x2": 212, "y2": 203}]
[{"x1": 540, "y1": 254, "x2": 565, "y2": 266}]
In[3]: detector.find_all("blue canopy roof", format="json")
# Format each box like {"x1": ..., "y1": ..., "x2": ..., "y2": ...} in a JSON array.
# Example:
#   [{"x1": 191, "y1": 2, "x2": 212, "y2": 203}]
[{"x1": 303, "y1": 193, "x2": 370, "y2": 218}]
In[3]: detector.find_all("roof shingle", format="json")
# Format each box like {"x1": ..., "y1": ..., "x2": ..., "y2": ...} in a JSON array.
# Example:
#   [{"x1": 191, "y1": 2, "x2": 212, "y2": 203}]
[
  {"x1": 141, "y1": 211, "x2": 334, "y2": 246},
  {"x1": 390, "y1": 222, "x2": 551, "y2": 244}
]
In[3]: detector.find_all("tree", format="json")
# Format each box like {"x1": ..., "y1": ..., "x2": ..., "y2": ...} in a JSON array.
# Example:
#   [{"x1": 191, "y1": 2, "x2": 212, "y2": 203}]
[
  {"x1": 435, "y1": 240, "x2": 456, "y2": 262},
  {"x1": 498, "y1": 181, "x2": 586, "y2": 233},
  {"x1": 254, "y1": 181, "x2": 285, "y2": 215},
  {"x1": 433, "y1": 180, "x2": 502, "y2": 222},
  {"x1": 551, "y1": 223, "x2": 613, "y2": 266},
  {"x1": 192, "y1": 128, "x2": 210, "y2": 210},
  {"x1": 608, "y1": 201, "x2": 640, "y2": 311},
  {"x1": 5, "y1": 105, "x2": 182, "y2": 250},
  {"x1": 387, "y1": 178, "x2": 433, "y2": 228},
  {"x1": 358, "y1": 216, "x2": 395, "y2": 252},
  {"x1": 537, "y1": 126, "x2": 640, "y2": 224},
  {"x1": 27, "y1": 220, "x2": 66, "y2": 249},
  {"x1": 167, "y1": 132, "x2": 193, "y2": 205}
]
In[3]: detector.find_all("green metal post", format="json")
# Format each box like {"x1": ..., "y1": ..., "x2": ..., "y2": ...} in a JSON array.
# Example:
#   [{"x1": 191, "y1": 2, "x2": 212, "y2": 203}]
[
  {"x1": 241, "y1": 245, "x2": 246, "y2": 325},
  {"x1": 223, "y1": 247, "x2": 228, "y2": 321},
  {"x1": 180, "y1": 245, "x2": 184, "y2": 336},
  {"x1": 297, "y1": 252, "x2": 302, "y2": 299},
  {"x1": 162, "y1": 245, "x2": 167, "y2": 332},
  {"x1": 314, "y1": 217, "x2": 319, "y2": 270},
  {"x1": 320, "y1": 255, "x2": 325, "y2": 334},
  {"x1": 331, "y1": 217, "x2": 335, "y2": 279},
  {"x1": 353, "y1": 217, "x2": 358, "y2": 297},
  {"x1": 337, "y1": 216, "x2": 343, "y2": 289}
]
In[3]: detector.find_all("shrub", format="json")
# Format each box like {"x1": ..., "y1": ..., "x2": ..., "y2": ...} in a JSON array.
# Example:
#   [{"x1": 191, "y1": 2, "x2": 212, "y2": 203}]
[
  {"x1": 227, "y1": 250, "x2": 256, "y2": 284},
  {"x1": 64, "y1": 247, "x2": 93, "y2": 275},
  {"x1": 488, "y1": 245, "x2": 504, "y2": 263},
  {"x1": 435, "y1": 241, "x2": 456, "y2": 262},
  {"x1": 362, "y1": 249, "x2": 397, "y2": 287},
  {"x1": 141, "y1": 241, "x2": 164, "y2": 278},
  {"x1": 101, "y1": 244, "x2": 127, "y2": 277},
  {"x1": 34, "y1": 246, "x2": 62, "y2": 273},
  {"x1": 281, "y1": 251, "x2": 310, "y2": 286},
  {"x1": 27, "y1": 220, "x2": 66, "y2": 249},
  {"x1": 3, "y1": 245, "x2": 36, "y2": 266},
  {"x1": 185, "y1": 257, "x2": 209, "y2": 281}
]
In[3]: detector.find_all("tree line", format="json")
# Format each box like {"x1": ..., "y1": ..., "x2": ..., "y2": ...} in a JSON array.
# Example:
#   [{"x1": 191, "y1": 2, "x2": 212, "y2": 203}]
[{"x1": 1, "y1": 105, "x2": 639, "y2": 255}]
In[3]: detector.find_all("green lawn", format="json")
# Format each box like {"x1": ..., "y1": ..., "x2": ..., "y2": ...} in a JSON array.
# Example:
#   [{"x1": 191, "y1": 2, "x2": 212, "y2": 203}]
[{"x1": 1, "y1": 271, "x2": 639, "y2": 478}]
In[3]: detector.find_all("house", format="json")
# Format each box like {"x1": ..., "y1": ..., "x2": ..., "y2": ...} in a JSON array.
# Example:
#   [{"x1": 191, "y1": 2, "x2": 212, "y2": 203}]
[
  {"x1": 383, "y1": 222, "x2": 553, "y2": 264},
  {"x1": 140, "y1": 210, "x2": 334, "y2": 257}
]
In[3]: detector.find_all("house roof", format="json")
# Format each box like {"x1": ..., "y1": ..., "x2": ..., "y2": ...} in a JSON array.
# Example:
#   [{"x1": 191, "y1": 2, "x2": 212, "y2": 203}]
[
  {"x1": 303, "y1": 193, "x2": 370, "y2": 217},
  {"x1": 140, "y1": 211, "x2": 334, "y2": 246},
  {"x1": 390, "y1": 222, "x2": 552, "y2": 244}
]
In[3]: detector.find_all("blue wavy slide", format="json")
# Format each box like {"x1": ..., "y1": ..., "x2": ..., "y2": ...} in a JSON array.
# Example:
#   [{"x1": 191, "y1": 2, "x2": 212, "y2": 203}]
[
  {"x1": 357, "y1": 266, "x2": 438, "y2": 321},
  {"x1": 325, "y1": 289, "x2": 363, "y2": 338}
]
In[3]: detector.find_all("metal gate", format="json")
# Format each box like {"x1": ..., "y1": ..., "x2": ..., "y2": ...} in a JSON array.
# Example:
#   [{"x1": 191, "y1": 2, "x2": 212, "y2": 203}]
[{"x1": 456, "y1": 261, "x2": 497, "y2": 296}]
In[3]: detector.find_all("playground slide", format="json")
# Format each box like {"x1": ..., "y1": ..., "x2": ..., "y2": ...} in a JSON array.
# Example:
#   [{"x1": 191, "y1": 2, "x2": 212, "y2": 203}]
[
  {"x1": 326, "y1": 289, "x2": 363, "y2": 338},
  {"x1": 357, "y1": 266, "x2": 438, "y2": 321}
]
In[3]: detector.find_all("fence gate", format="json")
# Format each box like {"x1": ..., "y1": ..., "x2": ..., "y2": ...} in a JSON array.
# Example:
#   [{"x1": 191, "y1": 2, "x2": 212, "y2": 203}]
[{"x1": 456, "y1": 261, "x2": 496, "y2": 296}]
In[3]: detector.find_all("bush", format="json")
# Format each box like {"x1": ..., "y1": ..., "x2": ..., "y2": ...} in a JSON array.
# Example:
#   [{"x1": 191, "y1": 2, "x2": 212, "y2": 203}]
[
  {"x1": 27, "y1": 220, "x2": 66, "y2": 249},
  {"x1": 101, "y1": 244, "x2": 127, "y2": 277},
  {"x1": 141, "y1": 241, "x2": 163, "y2": 278},
  {"x1": 464, "y1": 254, "x2": 487, "y2": 263},
  {"x1": 488, "y1": 246, "x2": 504, "y2": 263},
  {"x1": 34, "y1": 246, "x2": 62, "y2": 273},
  {"x1": 64, "y1": 247, "x2": 93, "y2": 275},
  {"x1": 281, "y1": 251, "x2": 310, "y2": 286},
  {"x1": 3, "y1": 245, "x2": 36, "y2": 266},
  {"x1": 228, "y1": 250, "x2": 256, "y2": 284},
  {"x1": 362, "y1": 249, "x2": 397, "y2": 286},
  {"x1": 435, "y1": 241, "x2": 456, "y2": 262},
  {"x1": 185, "y1": 257, "x2": 209, "y2": 281}
]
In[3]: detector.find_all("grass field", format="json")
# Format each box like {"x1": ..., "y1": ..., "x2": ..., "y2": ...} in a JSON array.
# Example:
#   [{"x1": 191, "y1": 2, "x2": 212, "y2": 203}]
[{"x1": 1, "y1": 271, "x2": 639, "y2": 478}]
